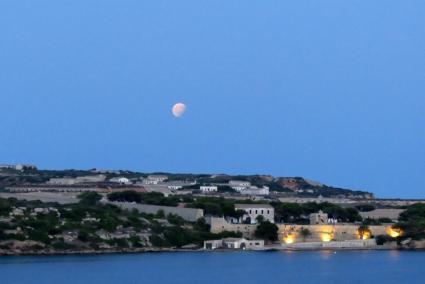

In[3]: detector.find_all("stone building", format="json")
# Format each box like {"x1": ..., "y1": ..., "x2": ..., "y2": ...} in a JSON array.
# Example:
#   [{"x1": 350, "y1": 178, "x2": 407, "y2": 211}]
[
  {"x1": 309, "y1": 210, "x2": 329, "y2": 225},
  {"x1": 234, "y1": 204, "x2": 275, "y2": 224}
]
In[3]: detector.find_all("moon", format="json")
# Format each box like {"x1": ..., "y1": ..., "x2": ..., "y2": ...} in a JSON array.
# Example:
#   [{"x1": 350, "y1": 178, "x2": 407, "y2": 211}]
[{"x1": 172, "y1": 103, "x2": 187, "y2": 118}]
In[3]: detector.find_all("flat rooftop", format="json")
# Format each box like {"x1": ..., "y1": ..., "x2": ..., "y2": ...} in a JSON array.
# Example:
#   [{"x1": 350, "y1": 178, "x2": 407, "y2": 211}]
[{"x1": 235, "y1": 204, "x2": 274, "y2": 209}]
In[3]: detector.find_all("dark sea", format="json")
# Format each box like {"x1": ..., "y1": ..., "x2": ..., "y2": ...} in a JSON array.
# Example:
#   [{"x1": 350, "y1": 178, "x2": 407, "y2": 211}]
[{"x1": 1, "y1": 250, "x2": 424, "y2": 284}]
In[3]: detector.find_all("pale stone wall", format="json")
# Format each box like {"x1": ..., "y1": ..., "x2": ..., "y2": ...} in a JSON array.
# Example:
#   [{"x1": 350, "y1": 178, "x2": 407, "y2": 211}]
[
  {"x1": 278, "y1": 224, "x2": 389, "y2": 243},
  {"x1": 209, "y1": 217, "x2": 258, "y2": 238},
  {"x1": 209, "y1": 217, "x2": 391, "y2": 242},
  {"x1": 282, "y1": 239, "x2": 377, "y2": 249}
]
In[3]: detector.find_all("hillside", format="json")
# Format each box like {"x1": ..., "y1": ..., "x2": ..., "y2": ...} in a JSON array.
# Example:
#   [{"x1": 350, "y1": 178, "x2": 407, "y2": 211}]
[{"x1": 0, "y1": 167, "x2": 373, "y2": 198}]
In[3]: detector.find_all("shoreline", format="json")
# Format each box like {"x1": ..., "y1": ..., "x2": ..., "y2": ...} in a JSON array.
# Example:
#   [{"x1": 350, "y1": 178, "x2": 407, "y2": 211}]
[{"x1": 1, "y1": 246, "x2": 422, "y2": 257}]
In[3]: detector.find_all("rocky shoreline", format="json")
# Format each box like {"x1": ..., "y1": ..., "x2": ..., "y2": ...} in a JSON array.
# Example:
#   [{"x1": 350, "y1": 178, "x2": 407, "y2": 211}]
[
  {"x1": 0, "y1": 247, "x2": 204, "y2": 256},
  {"x1": 2, "y1": 244, "x2": 424, "y2": 257}
]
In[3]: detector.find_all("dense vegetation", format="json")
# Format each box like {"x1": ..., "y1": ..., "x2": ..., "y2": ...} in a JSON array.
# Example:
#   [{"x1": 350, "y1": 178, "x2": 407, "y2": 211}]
[
  {"x1": 393, "y1": 204, "x2": 425, "y2": 241},
  {"x1": 272, "y1": 202, "x2": 362, "y2": 224},
  {"x1": 0, "y1": 167, "x2": 373, "y2": 198},
  {"x1": 255, "y1": 221, "x2": 278, "y2": 242},
  {"x1": 107, "y1": 191, "x2": 186, "y2": 207},
  {"x1": 0, "y1": 194, "x2": 241, "y2": 253}
]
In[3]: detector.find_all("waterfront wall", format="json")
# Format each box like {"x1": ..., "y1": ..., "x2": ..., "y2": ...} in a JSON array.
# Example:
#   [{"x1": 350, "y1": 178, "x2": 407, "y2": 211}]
[
  {"x1": 278, "y1": 224, "x2": 389, "y2": 243},
  {"x1": 209, "y1": 217, "x2": 391, "y2": 242},
  {"x1": 282, "y1": 239, "x2": 377, "y2": 249}
]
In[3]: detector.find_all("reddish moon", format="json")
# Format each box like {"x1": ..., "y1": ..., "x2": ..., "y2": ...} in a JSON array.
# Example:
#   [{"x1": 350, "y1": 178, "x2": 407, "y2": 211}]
[{"x1": 172, "y1": 103, "x2": 186, "y2": 118}]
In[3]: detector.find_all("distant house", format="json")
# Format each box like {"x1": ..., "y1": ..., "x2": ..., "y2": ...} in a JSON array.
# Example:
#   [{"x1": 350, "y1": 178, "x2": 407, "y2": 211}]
[
  {"x1": 229, "y1": 180, "x2": 251, "y2": 192},
  {"x1": 165, "y1": 181, "x2": 196, "y2": 190},
  {"x1": 167, "y1": 185, "x2": 183, "y2": 190},
  {"x1": 143, "y1": 175, "x2": 168, "y2": 185},
  {"x1": 234, "y1": 204, "x2": 275, "y2": 224},
  {"x1": 200, "y1": 186, "x2": 218, "y2": 193},
  {"x1": 309, "y1": 210, "x2": 330, "y2": 225},
  {"x1": 240, "y1": 186, "x2": 270, "y2": 196},
  {"x1": 109, "y1": 177, "x2": 132, "y2": 185}
]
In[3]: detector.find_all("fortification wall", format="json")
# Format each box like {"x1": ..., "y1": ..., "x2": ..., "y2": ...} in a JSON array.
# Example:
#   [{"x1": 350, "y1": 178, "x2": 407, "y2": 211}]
[
  {"x1": 209, "y1": 218, "x2": 391, "y2": 242},
  {"x1": 278, "y1": 224, "x2": 389, "y2": 243}
]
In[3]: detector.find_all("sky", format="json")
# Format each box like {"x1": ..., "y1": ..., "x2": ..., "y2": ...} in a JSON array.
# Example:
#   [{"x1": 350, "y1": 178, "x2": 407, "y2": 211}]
[{"x1": 0, "y1": 1, "x2": 424, "y2": 198}]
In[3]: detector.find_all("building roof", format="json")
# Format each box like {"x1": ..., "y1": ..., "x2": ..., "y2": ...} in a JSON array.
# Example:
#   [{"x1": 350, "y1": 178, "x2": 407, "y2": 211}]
[
  {"x1": 222, "y1": 238, "x2": 245, "y2": 242},
  {"x1": 229, "y1": 180, "x2": 251, "y2": 185},
  {"x1": 235, "y1": 204, "x2": 274, "y2": 209}
]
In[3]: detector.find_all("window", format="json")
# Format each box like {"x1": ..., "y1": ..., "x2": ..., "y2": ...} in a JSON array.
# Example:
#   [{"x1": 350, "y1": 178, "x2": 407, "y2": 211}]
[
  {"x1": 261, "y1": 210, "x2": 264, "y2": 214},
  {"x1": 255, "y1": 210, "x2": 258, "y2": 214},
  {"x1": 267, "y1": 210, "x2": 269, "y2": 214}
]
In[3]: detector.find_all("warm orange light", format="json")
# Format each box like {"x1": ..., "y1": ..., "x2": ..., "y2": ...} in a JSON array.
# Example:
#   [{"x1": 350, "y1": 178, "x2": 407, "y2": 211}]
[
  {"x1": 387, "y1": 227, "x2": 402, "y2": 238},
  {"x1": 321, "y1": 233, "x2": 332, "y2": 242},
  {"x1": 357, "y1": 230, "x2": 371, "y2": 240},
  {"x1": 361, "y1": 231, "x2": 371, "y2": 240},
  {"x1": 283, "y1": 234, "x2": 295, "y2": 244}
]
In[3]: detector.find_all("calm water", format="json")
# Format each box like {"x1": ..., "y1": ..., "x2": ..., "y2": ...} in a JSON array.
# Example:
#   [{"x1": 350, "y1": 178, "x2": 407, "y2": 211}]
[{"x1": 1, "y1": 251, "x2": 424, "y2": 284}]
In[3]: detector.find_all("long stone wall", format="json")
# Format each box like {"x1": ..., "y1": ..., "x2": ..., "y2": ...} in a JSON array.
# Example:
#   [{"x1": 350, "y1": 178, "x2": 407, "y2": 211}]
[
  {"x1": 278, "y1": 224, "x2": 389, "y2": 243},
  {"x1": 209, "y1": 217, "x2": 392, "y2": 242},
  {"x1": 109, "y1": 202, "x2": 204, "y2": 222},
  {"x1": 281, "y1": 239, "x2": 377, "y2": 249}
]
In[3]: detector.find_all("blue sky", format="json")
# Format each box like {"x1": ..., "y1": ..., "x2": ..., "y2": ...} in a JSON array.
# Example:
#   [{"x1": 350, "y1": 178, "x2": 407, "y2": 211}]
[{"x1": 0, "y1": 1, "x2": 424, "y2": 198}]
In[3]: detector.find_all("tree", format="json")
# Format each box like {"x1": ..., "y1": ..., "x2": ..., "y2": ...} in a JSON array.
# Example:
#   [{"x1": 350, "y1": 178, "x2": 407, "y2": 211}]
[
  {"x1": 355, "y1": 204, "x2": 375, "y2": 212},
  {"x1": 193, "y1": 217, "x2": 210, "y2": 232},
  {"x1": 358, "y1": 224, "x2": 371, "y2": 239},
  {"x1": 167, "y1": 213, "x2": 184, "y2": 225},
  {"x1": 78, "y1": 192, "x2": 102, "y2": 206},
  {"x1": 156, "y1": 209, "x2": 165, "y2": 219},
  {"x1": 255, "y1": 221, "x2": 278, "y2": 243},
  {"x1": 394, "y1": 204, "x2": 425, "y2": 241},
  {"x1": 299, "y1": 228, "x2": 311, "y2": 242},
  {"x1": 107, "y1": 191, "x2": 142, "y2": 203},
  {"x1": 256, "y1": 215, "x2": 265, "y2": 224}
]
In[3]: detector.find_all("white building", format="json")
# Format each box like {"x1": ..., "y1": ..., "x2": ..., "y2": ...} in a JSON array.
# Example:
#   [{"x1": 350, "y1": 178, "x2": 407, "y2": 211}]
[
  {"x1": 229, "y1": 180, "x2": 251, "y2": 192},
  {"x1": 200, "y1": 186, "x2": 218, "y2": 193},
  {"x1": 168, "y1": 185, "x2": 183, "y2": 190},
  {"x1": 165, "y1": 181, "x2": 195, "y2": 190},
  {"x1": 204, "y1": 238, "x2": 264, "y2": 250},
  {"x1": 234, "y1": 204, "x2": 275, "y2": 224},
  {"x1": 240, "y1": 186, "x2": 270, "y2": 196},
  {"x1": 109, "y1": 177, "x2": 132, "y2": 185}
]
